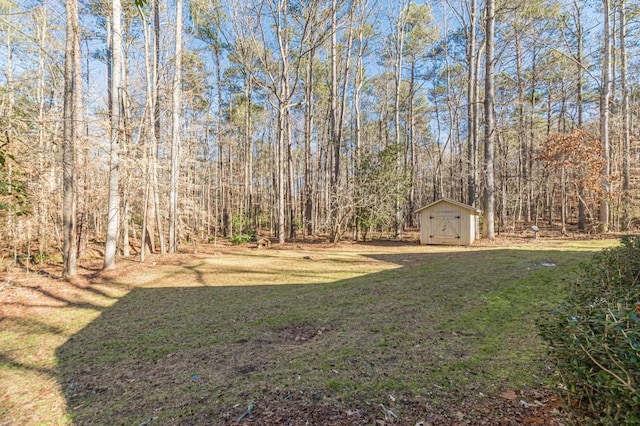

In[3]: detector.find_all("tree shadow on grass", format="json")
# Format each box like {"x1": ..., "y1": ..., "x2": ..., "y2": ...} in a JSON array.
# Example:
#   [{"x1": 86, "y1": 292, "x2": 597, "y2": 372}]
[{"x1": 55, "y1": 248, "x2": 595, "y2": 425}]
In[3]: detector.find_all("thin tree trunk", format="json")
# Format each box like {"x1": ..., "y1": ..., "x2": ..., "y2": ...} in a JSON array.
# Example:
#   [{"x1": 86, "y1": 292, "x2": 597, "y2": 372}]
[
  {"x1": 575, "y1": 0, "x2": 586, "y2": 230},
  {"x1": 443, "y1": 11, "x2": 455, "y2": 201},
  {"x1": 407, "y1": 59, "x2": 416, "y2": 226},
  {"x1": 561, "y1": 165, "x2": 567, "y2": 235},
  {"x1": 619, "y1": 0, "x2": 630, "y2": 230},
  {"x1": 528, "y1": 45, "x2": 537, "y2": 222},
  {"x1": 36, "y1": 8, "x2": 48, "y2": 258},
  {"x1": 104, "y1": 0, "x2": 123, "y2": 270},
  {"x1": 169, "y1": 0, "x2": 183, "y2": 252},
  {"x1": 304, "y1": 48, "x2": 314, "y2": 237},
  {"x1": 287, "y1": 107, "x2": 295, "y2": 240},
  {"x1": 63, "y1": 0, "x2": 80, "y2": 278},
  {"x1": 138, "y1": 1, "x2": 155, "y2": 259},
  {"x1": 394, "y1": 1, "x2": 407, "y2": 238},
  {"x1": 245, "y1": 74, "x2": 254, "y2": 227},
  {"x1": 515, "y1": 32, "x2": 529, "y2": 223},
  {"x1": 329, "y1": 0, "x2": 340, "y2": 242},
  {"x1": 121, "y1": 34, "x2": 133, "y2": 258},
  {"x1": 153, "y1": 0, "x2": 165, "y2": 255},
  {"x1": 599, "y1": 0, "x2": 611, "y2": 232},
  {"x1": 141, "y1": 173, "x2": 149, "y2": 262},
  {"x1": 482, "y1": 0, "x2": 495, "y2": 239},
  {"x1": 76, "y1": 142, "x2": 87, "y2": 258},
  {"x1": 277, "y1": 102, "x2": 286, "y2": 243},
  {"x1": 77, "y1": 36, "x2": 90, "y2": 259},
  {"x1": 122, "y1": 188, "x2": 130, "y2": 256},
  {"x1": 354, "y1": 28, "x2": 364, "y2": 240},
  {"x1": 73, "y1": 40, "x2": 83, "y2": 260},
  {"x1": 272, "y1": 0, "x2": 291, "y2": 244},
  {"x1": 467, "y1": 0, "x2": 479, "y2": 208}
]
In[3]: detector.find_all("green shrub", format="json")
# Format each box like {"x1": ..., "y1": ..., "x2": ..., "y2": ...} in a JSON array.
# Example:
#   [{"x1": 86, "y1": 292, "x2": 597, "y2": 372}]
[
  {"x1": 230, "y1": 232, "x2": 254, "y2": 245},
  {"x1": 540, "y1": 236, "x2": 640, "y2": 424},
  {"x1": 33, "y1": 252, "x2": 50, "y2": 263}
]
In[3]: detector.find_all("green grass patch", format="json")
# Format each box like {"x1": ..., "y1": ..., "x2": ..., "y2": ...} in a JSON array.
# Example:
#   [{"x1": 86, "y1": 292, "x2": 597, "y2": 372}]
[{"x1": 0, "y1": 239, "x2": 618, "y2": 424}]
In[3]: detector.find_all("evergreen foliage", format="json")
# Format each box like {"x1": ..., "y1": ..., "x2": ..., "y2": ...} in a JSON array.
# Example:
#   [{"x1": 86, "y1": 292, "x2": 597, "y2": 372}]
[
  {"x1": 540, "y1": 236, "x2": 640, "y2": 424},
  {"x1": 0, "y1": 144, "x2": 28, "y2": 215}
]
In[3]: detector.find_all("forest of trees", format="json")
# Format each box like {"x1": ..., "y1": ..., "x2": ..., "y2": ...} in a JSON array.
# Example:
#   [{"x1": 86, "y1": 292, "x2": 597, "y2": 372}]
[{"x1": 0, "y1": 0, "x2": 639, "y2": 276}]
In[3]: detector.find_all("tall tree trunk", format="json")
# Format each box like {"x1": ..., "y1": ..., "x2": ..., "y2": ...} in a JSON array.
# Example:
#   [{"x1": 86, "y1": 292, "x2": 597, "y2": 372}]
[
  {"x1": 273, "y1": 0, "x2": 291, "y2": 244},
  {"x1": 121, "y1": 41, "x2": 131, "y2": 258},
  {"x1": 104, "y1": 0, "x2": 123, "y2": 270},
  {"x1": 304, "y1": 49, "x2": 315, "y2": 237},
  {"x1": 393, "y1": 1, "x2": 407, "y2": 238},
  {"x1": 482, "y1": 0, "x2": 495, "y2": 239},
  {"x1": 619, "y1": 0, "x2": 630, "y2": 230},
  {"x1": 528, "y1": 45, "x2": 537, "y2": 222},
  {"x1": 515, "y1": 32, "x2": 529, "y2": 223},
  {"x1": 213, "y1": 44, "x2": 225, "y2": 241},
  {"x1": 138, "y1": 1, "x2": 156, "y2": 260},
  {"x1": 245, "y1": 74, "x2": 254, "y2": 227},
  {"x1": 443, "y1": 11, "x2": 455, "y2": 201},
  {"x1": 169, "y1": 0, "x2": 183, "y2": 252},
  {"x1": 407, "y1": 59, "x2": 416, "y2": 226},
  {"x1": 332, "y1": 5, "x2": 355, "y2": 239},
  {"x1": 103, "y1": 0, "x2": 123, "y2": 269},
  {"x1": 63, "y1": 0, "x2": 81, "y2": 278},
  {"x1": 153, "y1": 0, "x2": 165, "y2": 255},
  {"x1": 599, "y1": 0, "x2": 611, "y2": 232},
  {"x1": 354, "y1": 33, "x2": 364, "y2": 239},
  {"x1": 466, "y1": 0, "x2": 478, "y2": 208},
  {"x1": 277, "y1": 103, "x2": 286, "y2": 243},
  {"x1": 77, "y1": 37, "x2": 90, "y2": 259},
  {"x1": 287, "y1": 107, "x2": 296, "y2": 239},
  {"x1": 329, "y1": 0, "x2": 340, "y2": 242},
  {"x1": 574, "y1": 0, "x2": 586, "y2": 230},
  {"x1": 36, "y1": 8, "x2": 48, "y2": 258}
]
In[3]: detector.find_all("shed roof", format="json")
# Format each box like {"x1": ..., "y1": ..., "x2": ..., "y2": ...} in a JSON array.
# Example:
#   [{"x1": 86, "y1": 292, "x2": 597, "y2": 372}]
[{"x1": 415, "y1": 198, "x2": 481, "y2": 214}]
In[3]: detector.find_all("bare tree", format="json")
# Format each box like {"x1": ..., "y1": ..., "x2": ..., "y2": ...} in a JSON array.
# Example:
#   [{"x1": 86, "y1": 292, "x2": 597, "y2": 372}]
[
  {"x1": 483, "y1": 0, "x2": 496, "y2": 239},
  {"x1": 571, "y1": 0, "x2": 587, "y2": 230},
  {"x1": 169, "y1": 0, "x2": 183, "y2": 252},
  {"x1": 328, "y1": 0, "x2": 340, "y2": 242},
  {"x1": 62, "y1": 0, "x2": 82, "y2": 278},
  {"x1": 137, "y1": 0, "x2": 164, "y2": 261},
  {"x1": 392, "y1": 0, "x2": 408, "y2": 238},
  {"x1": 104, "y1": 0, "x2": 123, "y2": 270},
  {"x1": 34, "y1": 6, "x2": 50, "y2": 259},
  {"x1": 619, "y1": 0, "x2": 630, "y2": 229},
  {"x1": 599, "y1": 0, "x2": 611, "y2": 232},
  {"x1": 153, "y1": 0, "x2": 165, "y2": 254}
]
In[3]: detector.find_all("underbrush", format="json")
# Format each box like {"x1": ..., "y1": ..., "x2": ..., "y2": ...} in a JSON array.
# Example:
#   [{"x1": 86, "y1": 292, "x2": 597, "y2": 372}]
[
  {"x1": 540, "y1": 236, "x2": 640, "y2": 424},
  {"x1": 229, "y1": 230, "x2": 256, "y2": 245}
]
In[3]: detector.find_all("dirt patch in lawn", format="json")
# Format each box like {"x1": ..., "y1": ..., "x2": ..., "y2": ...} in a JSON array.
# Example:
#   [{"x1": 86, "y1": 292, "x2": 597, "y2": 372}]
[
  {"x1": 1, "y1": 236, "x2": 617, "y2": 425},
  {"x1": 259, "y1": 321, "x2": 330, "y2": 346}
]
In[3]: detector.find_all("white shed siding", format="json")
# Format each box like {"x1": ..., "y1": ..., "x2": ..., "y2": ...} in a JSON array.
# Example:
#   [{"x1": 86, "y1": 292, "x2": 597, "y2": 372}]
[{"x1": 416, "y1": 199, "x2": 479, "y2": 246}]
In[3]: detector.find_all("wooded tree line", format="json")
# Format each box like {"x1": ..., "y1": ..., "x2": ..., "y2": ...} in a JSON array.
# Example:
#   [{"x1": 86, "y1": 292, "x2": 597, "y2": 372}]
[{"x1": 0, "y1": 0, "x2": 638, "y2": 275}]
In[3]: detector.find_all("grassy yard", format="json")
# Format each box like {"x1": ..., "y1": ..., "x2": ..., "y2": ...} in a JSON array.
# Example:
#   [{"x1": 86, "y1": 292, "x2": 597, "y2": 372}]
[{"x1": 0, "y1": 238, "x2": 617, "y2": 425}]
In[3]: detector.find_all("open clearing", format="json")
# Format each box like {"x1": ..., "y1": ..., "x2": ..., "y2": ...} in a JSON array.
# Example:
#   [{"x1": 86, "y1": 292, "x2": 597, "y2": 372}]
[{"x1": 0, "y1": 237, "x2": 617, "y2": 425}]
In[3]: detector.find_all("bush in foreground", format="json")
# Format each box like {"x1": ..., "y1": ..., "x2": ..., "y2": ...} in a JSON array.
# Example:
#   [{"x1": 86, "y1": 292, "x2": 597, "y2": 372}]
[{"x1": 540, "y1": 236, "x2": 640, "y2": 424}]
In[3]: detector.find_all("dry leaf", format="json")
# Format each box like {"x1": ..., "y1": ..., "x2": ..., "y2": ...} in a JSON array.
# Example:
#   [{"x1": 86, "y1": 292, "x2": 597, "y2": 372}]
[{"x1": 501, "y1": 390, "x2": 518, "y2": 400}]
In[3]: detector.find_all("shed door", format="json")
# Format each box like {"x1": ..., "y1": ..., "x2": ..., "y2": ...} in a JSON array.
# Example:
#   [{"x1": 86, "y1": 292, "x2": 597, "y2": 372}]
[{"x1": 429, "y1": 210, "x2": 461, "y2": 243}]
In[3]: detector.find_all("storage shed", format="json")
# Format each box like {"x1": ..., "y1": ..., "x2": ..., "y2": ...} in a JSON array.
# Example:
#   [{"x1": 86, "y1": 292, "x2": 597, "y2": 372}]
[{"x1": 415, "y1": 198, "x2": 480, "y2": 246}]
